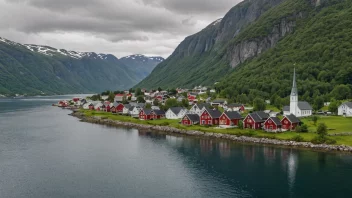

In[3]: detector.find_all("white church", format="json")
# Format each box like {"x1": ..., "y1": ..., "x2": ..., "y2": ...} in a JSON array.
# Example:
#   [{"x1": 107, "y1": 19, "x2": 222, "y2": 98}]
[{"x1": 283, "y1": 69, "x2": 313, "y2": 117}]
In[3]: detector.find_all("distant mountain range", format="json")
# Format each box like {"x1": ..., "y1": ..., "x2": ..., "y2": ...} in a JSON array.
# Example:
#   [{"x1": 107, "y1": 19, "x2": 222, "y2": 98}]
[
  {"x1": 120, "y1": 54, "x2": 164, "y2": 79},
  {"x1": 0, "y1": 37, "x2": 163, "y2": 96}
]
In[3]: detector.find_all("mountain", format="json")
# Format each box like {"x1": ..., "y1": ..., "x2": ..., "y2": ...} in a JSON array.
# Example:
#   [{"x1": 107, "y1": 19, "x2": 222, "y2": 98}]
[
  {"x1": 135, "y1": 0, "x2": 352, "y2": 102},
  {"x1": 0, "y1": 37, "x2": 144, "y2": 96},
  {"x1": 120, "y1": 54, "x2": 164, "y2": 79}
]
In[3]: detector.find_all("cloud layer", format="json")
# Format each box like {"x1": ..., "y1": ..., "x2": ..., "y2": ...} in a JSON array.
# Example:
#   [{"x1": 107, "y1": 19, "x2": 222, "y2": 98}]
[{"x1": 0, "y1": 0, "x2": 241, "y2": 58}]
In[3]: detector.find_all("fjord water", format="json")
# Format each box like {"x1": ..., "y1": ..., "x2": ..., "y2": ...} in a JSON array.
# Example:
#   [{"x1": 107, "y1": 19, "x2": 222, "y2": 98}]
[{"x1": 1, "y1": 96, "x2": 352, "y2": 198}]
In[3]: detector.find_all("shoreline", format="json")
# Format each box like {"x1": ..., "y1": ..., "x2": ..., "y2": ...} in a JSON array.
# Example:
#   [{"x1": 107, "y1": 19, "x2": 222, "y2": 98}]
[{"x1": 70, "y1": 111, "x2": 352, "y2": 153}]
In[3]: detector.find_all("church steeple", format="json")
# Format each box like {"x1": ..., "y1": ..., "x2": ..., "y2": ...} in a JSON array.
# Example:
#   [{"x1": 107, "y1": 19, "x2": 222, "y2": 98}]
[{"x1": 291, "y1": 68, "x2": 297, "y2": 96}]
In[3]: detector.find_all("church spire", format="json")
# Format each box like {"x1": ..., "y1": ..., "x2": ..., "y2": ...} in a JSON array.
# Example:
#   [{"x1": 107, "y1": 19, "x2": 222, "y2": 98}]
[{"x1": 291, "y1": 68, "x2": 297, "y2": 96}]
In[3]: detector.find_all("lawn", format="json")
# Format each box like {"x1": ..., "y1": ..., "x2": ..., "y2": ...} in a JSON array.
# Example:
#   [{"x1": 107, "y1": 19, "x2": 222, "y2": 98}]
[
  {"x1": 300, "y1": 116, "x2": 352, "y2": 134},
  {"x1": 81, "y1": 110, "x2": 352, "y2": 146}
]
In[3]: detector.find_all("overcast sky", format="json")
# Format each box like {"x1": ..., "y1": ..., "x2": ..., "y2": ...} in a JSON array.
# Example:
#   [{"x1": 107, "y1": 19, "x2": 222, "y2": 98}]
[{"x1": 0, "y1": 0, "x2": 242, "y2": 58}]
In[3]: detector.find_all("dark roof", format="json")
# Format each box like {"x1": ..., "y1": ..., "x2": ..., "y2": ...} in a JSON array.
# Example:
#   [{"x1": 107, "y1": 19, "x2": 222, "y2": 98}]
[
  {"x1": 186, "y1": 114, "x2": 200, "y2": 122},
  {"x1": 204, "y1": 107, "x2": 222, "y2": 118},
  {"x1": 298, "y1": 101, "x2": 312, "y2": 110},
  {"x1": 248, "y1": 113, "x2": 263, "y2": 123},
  {"x1": 142, "y1": 108, "x2": 153, "y2": 115},
  {"x1": 124, "y1": 104, "x2": 131, "y2": 109},
  {"x1": 153, "y1": 110, "x2": 165, "y2": 115},
  {"x1": 169, "y1": 107, "x2": 185, "y2": 115},
  {"x1": 196, "y1": 103, "x2": 210, "y2": 109},
  {"x1": 227, "y1": 103, "x2": 243, "y2": 108},
  {"x1": 285, "y1": 114, "x2": 301, "y2": 123},
  {"x1": 212, "y1": 99, "x2": 226, "y2": 103},
  {"x1": 255, "y1": 111, "x2": 269, "y2": 120},
  {"x1": 342, "y1": 102, "x2": 352, "y2": 108},
  {"x1": 283, "y1": 106, "x2": 290, "y2": 112},
  {"x1": 268, "y1": 117, "x2": 282, "y2": 126},
  {"x1": 129, "y1": 106, "x2": 135, "y2": 111},
  {"x1": 224, "y1": 111, "x2": 242, "y2": 120}
]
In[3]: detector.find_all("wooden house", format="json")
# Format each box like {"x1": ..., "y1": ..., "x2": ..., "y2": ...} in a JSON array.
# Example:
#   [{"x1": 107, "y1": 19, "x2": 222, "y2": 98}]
[
  {"x1": 281, "y1": 114, "x2": 301, "y2": 131},
  {"x1": 200, "y1": 107, "x2": 222, "y2": 126},
  {"x1": 181, "y1": 114, "x2": 200, "y2": 125},
  {"x1": 264, "y1": 117, "x2": 282, "y2": 132},
  {"x1": 219, "y1": 111, "x2": 242, "y2": 128}
]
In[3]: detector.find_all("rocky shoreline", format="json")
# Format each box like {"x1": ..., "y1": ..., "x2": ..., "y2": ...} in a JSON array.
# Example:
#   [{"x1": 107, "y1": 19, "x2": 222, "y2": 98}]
[{"x1": 70, "y1": 111, "x2": 352, "y2": 153}]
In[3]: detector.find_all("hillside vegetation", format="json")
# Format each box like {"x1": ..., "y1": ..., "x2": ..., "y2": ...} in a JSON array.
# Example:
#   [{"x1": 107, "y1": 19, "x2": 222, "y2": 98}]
[{"x1": 136, "y1": 0, "x2": 352, "y2": 106}]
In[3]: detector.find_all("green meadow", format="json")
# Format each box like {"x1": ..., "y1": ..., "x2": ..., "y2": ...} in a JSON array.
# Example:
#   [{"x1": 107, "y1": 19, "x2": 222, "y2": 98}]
[{"x1": 82, "y1": 110, "x2": 352, "y2": 146}]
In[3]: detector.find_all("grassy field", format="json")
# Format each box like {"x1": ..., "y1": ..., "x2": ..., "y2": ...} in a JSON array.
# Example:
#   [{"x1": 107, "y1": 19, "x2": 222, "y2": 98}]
[{"x1": 81, "y1": 110, "x2": 352, "y2": 146}]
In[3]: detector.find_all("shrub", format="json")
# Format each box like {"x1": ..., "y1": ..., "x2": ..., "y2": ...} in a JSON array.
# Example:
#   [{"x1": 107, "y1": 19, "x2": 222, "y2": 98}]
[
  {"x1": 159, "y1": 122, "x2": 169, "y2": 126},
  {"x1": 300, "y1": 124, "x2": 309, "y2": 133},
  {"x1": 317, "y1": 123, "x2": 328, "y2": 136},
  {"x1": 291, "y1": 135, "x2": 304, "y2": 142},
  {"x1": 311, "y1": 136, "x2": 336, "y2": 145}
]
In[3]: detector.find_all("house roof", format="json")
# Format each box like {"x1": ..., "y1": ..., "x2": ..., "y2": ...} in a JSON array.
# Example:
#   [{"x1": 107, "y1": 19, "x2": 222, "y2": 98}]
[
  {"x1": 124, "y1": 104, "x2": 131, "y2": 109},
  {"x1": 196, "y1": 103, "x2": 210, "y2": 109},
  {"x1": 224, "y1": 111, "x2": 242, "y2": 120},
  {"x1": 115, "y1": 94, "x2": 124, "y2": 97},
  {"x1": 169, "y1": 107, "x2": 185, "y2": 115},
  {"x1": 341, "y1": 102, "x2": 352, "y2": 108},
  {"x1": 268, "y1": 117, "x2": 282, "y2": 126},
  {"x1": 212, "y1": 99, "x2": 226, "y2": 103},
  {"x1": 285, "y1": 114, "x2": 301, "y2": 123},
  {"x1": 298, "y1": 101, "x2": 313, "y2": 110},
  {"x1": 227, "y1": 103, "x2": 243, "y2": 108},
  {"x1": 248, "y1": 113, "x2": 263, "y2": 123},
  {"x1": 255, "y1": 111, "x2": 270, "y2": 120},
  {"x1": 185, "y1": 114, "x2": 200, "y2": 122},
  {"x1": 129, "y1": 106, "x2": 135, "y2": 111},
  {"x1": 283, "y1": 106, "x2": 290, "y2": 112},
  {"x1": 142, "y1": 108, "x2": 153, "y2": 115},
  {"x1": 153, "y1": 110, "x2": 165, "y2": 115},
  {"x1": 204, "y1": 107, "x2": 222, "y2": 118}
]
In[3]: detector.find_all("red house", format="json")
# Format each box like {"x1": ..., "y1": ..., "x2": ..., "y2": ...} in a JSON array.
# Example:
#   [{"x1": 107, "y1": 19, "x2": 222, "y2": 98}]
[
  {"x1": 111, "y1": 106, "x2": 117, "y2": 114},
  {"x1": 264, "y1": 117, "x2": 282, "y2": 132},
  {"x1": 281, "y1": 114, "x2": 301, "y2": 131},
  {"x1": 181, "y1": 114, "x2": 200, "y2": 125},
  {"x1": 106, "y1": 105, "x2": 111, "y2": 112},
  {"x1": 116, "y1": 103, "x2": 125, "y2": 113},
  {"x1": 188, "y1": 93, "x2": 197, "y2": 102},
  {"x1": 139, "y1": 108, "x2": 154, "y2": 120},
  {"x1": 200, "y1": 107, "x2": 222, "y2": 126},
  {"x1": 244, "y1": 113, "x2": 263, "y2": 129},
  {"x1": 89, "y1": 103, "x2": 94, "y2": 110},
  {"x1": 219, "y1": 111, "x2": 242, "y2": 127},
  {"x1": 153, "y1": 110, "x2": 165, "y2": 119}
]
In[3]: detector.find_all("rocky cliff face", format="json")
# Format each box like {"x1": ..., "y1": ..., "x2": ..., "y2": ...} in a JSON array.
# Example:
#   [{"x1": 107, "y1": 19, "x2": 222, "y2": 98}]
[
  {"x1": 228, "y1": 12, "x2": 304, "y2": 68},
  {"x1": 171, "y1": 0, "x2": 288, "y2": 58}
]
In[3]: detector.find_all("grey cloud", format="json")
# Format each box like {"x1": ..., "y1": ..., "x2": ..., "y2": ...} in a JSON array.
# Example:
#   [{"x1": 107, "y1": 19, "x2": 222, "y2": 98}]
[{"x1": 0, "y1": 0, "x2": 242, "y2": 57}]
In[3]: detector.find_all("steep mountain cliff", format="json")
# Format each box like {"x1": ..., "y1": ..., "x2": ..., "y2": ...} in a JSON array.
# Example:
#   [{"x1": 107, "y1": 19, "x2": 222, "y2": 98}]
[
  {"x1": 136, "y1": 0, "x2": 351, "y2": 102},
  {"x1": 0, "y1": 38, "x2": 141, "y2": 95}
]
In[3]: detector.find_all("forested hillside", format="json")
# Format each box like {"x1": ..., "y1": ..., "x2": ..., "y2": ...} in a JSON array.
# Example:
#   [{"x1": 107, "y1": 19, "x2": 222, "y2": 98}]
[
  {"x1": 136, "y1": 0, "x2": 352, "y2": 106},
  {"x1": 0, "y1": 38, "x2": 153, "y2": 96}
]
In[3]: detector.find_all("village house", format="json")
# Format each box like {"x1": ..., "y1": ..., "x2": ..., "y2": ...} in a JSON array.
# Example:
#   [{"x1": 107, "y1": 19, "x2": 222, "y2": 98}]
[
  {"x1": 187, "y1": 93, "x2": 197, "y2": 103},
  {"x1": 283, "y1": 69, "x2": 313, "y2": 117},
  {"x1": 200, "y1": 107, "x2": 222, "y2": 126},
  {"x1": 114, "y1": 94, "x2": 125, "y2": 102},
  {"x1": 82, "y1": 102, "x2": 92, "y2": 110},
  {"x1": 211, "y1": 99, "x2": 227, "y2": 107},
  {"x1": 264, "y1": 117, "x2": 282, "y2": 132},
  {"x1": 153, "y1": 110, "x2": 166, "y2": 119},
  {"x1": 226, "y1": 103, "x2": 245, "y2": 112},
  {"x1": 181, "y1": 114, "x2": 200, "y2": 125},
  {"x1": 93, "y1": 102, "x2": 103, "y2": 111},
  {"x1": 115, "y1": 103, "x2": 125, "y2": 114},
  {"x1": 166, "y1": 107, "x2": 188, "y2": 119},
  {"x1": 281, "y1": 114, "x2": 301, "y2": 131},
  {"x1": 139, "y1": 108, "x2": 155, "y2": 120},
  {"x1": 219, "y1": 111, "x2": 242, "y2": 128},
  {"x1": 338, "y1": 102, "x2": 352, "y2": 117},
  {"x1": 243, "y1": 111, "x2": 269, "y2": 130},
  {"x1": 121, "y1": 104, "x2": 131, "y2": 114},
  {"x1": 189, "y1": 103, "x2": 210, "y2": 115},
  {"x1": 130, "y1": 104, "x2": 145, "y2": 118}
]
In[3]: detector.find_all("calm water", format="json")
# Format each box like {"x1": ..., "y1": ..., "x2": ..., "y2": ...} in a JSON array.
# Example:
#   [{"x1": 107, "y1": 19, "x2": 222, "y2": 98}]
[{"x1": 0, "y1": 96, "x2": 352, "y2": 198}]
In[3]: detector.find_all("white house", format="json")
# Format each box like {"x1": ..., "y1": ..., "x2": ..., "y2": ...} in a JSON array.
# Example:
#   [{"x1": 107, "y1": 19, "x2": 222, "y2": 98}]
[
  {"x1": 82, "y1": 102, "x2": 92, "y2": 110},
  {"x1": 338, "y1": 102, "x2": 352, "y2": 117},
  {"x1": 130, "y1": 106, "x2": 143, "y2": 117},
  {"x1": 283, "y1": 69, "x2": 312, "y2": 117},
  {"x1": 189, "y1": 104, "x2": 209, "y2": 115},
  {"x1": 165, "y1": 107, "x2": 188, "y2": 119}
]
